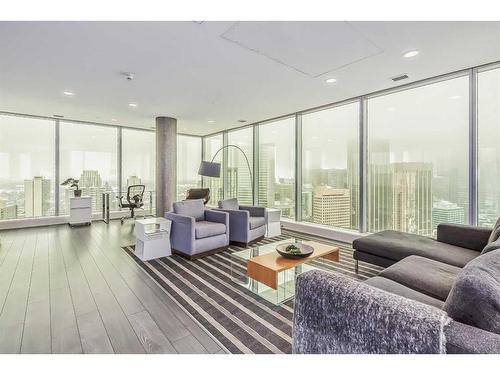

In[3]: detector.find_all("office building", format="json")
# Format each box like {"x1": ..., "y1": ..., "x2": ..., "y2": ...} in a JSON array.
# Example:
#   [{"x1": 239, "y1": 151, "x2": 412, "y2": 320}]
[
  {"x1": 312, "y1": 186, "x2": 350, "y2": 228},
  {"x1": 391, "y1": 162, "x2": 433, "y2": 236},
  {"x1": 258, "y1": 143, "x2": 276, "y2": 207},
  {"x1": 127, "y1": 175, "x2": 142, "y2": 187},
  {"x1": 432, "y1": 200, "x2": 466, "y2": 231},
  {"x1": 0, "y1": 201, "x2": 17, "y2": 220},
  {"x1": 24, "y1": 176, "x2": 51, "y2": 217}
]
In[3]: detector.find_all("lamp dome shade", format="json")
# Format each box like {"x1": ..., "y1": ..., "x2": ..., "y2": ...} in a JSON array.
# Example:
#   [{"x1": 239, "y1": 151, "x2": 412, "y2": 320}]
[{"x1": 198, "y1": 161, "x2": 221, "y2": 178}]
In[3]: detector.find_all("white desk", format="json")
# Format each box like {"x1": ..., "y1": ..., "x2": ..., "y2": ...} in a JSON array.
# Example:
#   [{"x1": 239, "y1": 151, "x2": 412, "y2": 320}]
[
  {"x1": 134, "y1": 217, "x2": 172, "y2": 261},
  {"x1": 69, "y1": 196, "x2": 92, "y2": 227},
  {"x1": 265, "y1": 208, "x2": 281, "y2": 238}
]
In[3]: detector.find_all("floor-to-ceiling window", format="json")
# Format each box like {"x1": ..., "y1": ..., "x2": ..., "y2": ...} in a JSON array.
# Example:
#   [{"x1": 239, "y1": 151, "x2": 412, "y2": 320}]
[
  {"x1": 257, "y1": 118, "x2": 296, "y2": 219},
  {"x1": 367, "y1": 75, "x2": 469, "y2": 236},
  {"x1": 302, "y1": 103, "x2": 360, "y2": 230},
  {"x1": 122, "y1": 128, "x2": 156, "y2": 212},
  {"x1": 203, "y1": 134, "x2": 224, "y2": 206},
  {"x1": 227, "y1": 127, "x2": 254, "y2": 205},
  {"x1": 478, "y1": 66, "x2": 500, "y2": 227},
  {"x1": 59, "y1": 122, "x2": 118, "y2": 214},
  {"x1": 0, "y1": 115, "x2": 55, "y2": 219},
  {"x1": 177, "y1": 135, "x2": 202, "y2": 201}
]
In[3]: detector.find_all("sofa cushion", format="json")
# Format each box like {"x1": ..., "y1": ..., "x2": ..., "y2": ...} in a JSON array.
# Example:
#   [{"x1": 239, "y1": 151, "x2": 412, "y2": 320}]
[
  {"x1": 249, "y1": 216, "x2": 266, "y2": 229},
  {"x1": 219, "y1": 198, "x2": 239, "y2": 210},
  {"x1": 487, "y1": 217, "x2": 500, "y2": 244},
  {"x1": 195, "y1": 221, "x2": 226, "y2": 239},
  {"x1": 173, "y1": 199, "x2": 205, "y2": 221},
  {"x1": 482, "y1": 238, "x2": 500, "y2": 255},
  {"x1": 353, "y1": 230, "x2": 478, "y2": 268},
  {"x1": 379, "y1": 255, "x2": 461, "y2": 301},
  {"x1": 444, "y1": 249, "x2": 500, "y2": 334},
  {"x1": 364, "y1": 276, "x2": 444, "y2": 309}
]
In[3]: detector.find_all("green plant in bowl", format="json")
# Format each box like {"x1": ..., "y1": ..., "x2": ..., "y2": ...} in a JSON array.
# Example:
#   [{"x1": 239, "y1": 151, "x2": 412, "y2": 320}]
[{"x1": 285, "y1": 244, "x2": 302, "y2": 255}]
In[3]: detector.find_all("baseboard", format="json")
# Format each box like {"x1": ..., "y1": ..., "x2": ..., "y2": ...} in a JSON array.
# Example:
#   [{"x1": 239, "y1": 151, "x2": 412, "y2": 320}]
[{"x1": 280, "y1": 219, "x2": 366, "y2": 244}]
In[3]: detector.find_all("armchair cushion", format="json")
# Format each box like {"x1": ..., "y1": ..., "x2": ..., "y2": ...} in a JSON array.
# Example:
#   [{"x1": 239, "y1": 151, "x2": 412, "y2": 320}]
[
  {"x1": 444, "y1": 249, "x2": 500, "y2": 334},
  {"x1": 249, "y1": 216, "x2": 266, "y2": 229},
  {"x1": 173, "y1": 199, "x2": 205, "y2": 222},
  {"x1": 218, "y1": 198, "x2": 239, "y2": 210},
  {"x1": 195, "y1": 221, "x2": 226, "y2": 239}
]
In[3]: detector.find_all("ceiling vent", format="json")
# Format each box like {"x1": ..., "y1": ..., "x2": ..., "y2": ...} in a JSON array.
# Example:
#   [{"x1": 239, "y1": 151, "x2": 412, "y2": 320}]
[{"x1": 391, "y1": 74, "x2": 409, "y2": 82}]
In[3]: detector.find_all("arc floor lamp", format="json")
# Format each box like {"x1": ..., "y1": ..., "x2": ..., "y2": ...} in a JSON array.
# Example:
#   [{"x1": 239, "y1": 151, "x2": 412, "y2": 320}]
[{"x1": 198, "y1": 144, "x2": 254, "y2": 201}]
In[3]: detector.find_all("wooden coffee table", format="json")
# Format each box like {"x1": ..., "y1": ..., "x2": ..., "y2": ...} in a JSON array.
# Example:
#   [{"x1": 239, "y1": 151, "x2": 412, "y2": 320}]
[{"x1": 230, "y1": 238, "x2": 339, "y2": 305}]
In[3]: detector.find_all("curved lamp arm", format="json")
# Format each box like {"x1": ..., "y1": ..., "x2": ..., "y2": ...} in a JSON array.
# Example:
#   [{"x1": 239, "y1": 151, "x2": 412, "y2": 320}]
[{"x1": 210, "y1": 144, "x2": 254, "y2": 201}]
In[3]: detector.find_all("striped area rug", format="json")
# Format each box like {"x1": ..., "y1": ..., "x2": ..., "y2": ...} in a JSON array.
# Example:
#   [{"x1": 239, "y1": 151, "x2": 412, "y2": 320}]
[{"x1": 122, "y1": 230, "x2": 382, "y2": 354}]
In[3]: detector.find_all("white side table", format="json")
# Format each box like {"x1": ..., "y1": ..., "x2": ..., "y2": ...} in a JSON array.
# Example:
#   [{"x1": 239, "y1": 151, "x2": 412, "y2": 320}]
[
  {"x1": 69, "y1": 196, "x2": 92, "y2": 227},
  {"x1": 265, "y1": 208, "x2": 281, "y2": 238},
  {"x1": 134, "y1": 217, "x2": 172, "y2": 261}
]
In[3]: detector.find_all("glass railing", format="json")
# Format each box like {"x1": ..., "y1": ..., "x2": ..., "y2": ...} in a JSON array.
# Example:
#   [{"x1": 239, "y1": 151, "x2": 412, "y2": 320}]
[{"x1": 102, "y1": 190, "x2": 156, "y2": 223}]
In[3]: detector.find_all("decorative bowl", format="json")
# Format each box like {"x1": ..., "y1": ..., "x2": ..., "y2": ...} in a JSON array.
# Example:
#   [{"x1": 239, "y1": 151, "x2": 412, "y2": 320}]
[{"x1": 276, "y1": 242, "x2": 314, "y2": 259}]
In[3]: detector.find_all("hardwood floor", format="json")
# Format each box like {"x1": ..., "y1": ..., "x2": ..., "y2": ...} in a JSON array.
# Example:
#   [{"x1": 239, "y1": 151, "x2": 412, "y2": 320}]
[{"x1": 0, "y1": 220, "x2": 224, "y2": 354}]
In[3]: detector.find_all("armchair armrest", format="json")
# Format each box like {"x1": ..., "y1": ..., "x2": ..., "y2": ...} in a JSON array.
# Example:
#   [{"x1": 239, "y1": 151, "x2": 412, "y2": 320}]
[
  {"x1": 205, "y1": 209, "x2": 229, "y2": 226},
  {"x1": 165, "y1": 212, "x2": 195, "y2": 251},
  {"x1": 216, "y1": 209, "x2": 249, "y2": 239},
  {"x1": 437, "y1": 224, "x2": 492, "y2": 251},
  {"x1": 165, "y1": 212, "x2": 195, "y2": 226},
  {"x1": 239, "y1": 205, "x2": 265, "y2": 217},
  {"x1": 293, "y1": 270, "x2": 449, "y2": 354}
]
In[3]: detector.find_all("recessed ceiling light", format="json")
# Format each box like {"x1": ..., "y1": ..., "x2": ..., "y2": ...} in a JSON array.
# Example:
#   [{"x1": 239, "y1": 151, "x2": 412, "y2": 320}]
[
  {"x1": 403, "y1": 50, "x2": 419, "y2": 58},
  {"x1": 450, "y1": 95, "x2": 461, "y2": 100},
  {"x1": 128, "y1": 103, "x2": 137, "y2": 108},
  {"x1": 63, "y1": 91, "x2": 75, "y2": 96},
  {"x1": 111, "y1": 118, "x2": 117, "y2": 122},
  {"x1": 325, "y1": 78, "x2": 337, "y2": 84},
  {"x1": 207, "y1": 120, "x2": 215, "y2": 123}
]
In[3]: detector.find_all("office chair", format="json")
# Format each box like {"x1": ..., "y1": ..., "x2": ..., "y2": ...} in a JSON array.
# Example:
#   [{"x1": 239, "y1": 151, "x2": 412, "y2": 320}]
[
  {"x1": 117, "y1": 184, "x2": 145, "y2": 224},
  {"x1": 185, "y1": 188, "x2": 210, "y2": 205}
]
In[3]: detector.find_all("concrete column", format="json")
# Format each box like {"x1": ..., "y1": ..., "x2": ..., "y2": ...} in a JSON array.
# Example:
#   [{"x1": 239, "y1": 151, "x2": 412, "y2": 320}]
[{"x1": 156, "y1": 116, "x2": 177, "y2": 216}]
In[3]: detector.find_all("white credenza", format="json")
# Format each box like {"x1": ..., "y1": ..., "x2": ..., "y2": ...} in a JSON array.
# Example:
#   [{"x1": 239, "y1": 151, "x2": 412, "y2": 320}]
[
  {"x1": 265, "y1": 208, "x2": 281, "y2": 238},
  {"x1": 134, "y1": 217, "x2": 172, "y2": 261},
  {"x1": 69, "y1": 196, "x2": 92, "y2": 227}
]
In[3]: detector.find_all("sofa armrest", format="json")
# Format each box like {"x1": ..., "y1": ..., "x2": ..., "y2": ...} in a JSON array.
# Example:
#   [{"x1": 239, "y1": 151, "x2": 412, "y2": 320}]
[
  {"x1": 293, "y1": 270, "x2": 449, "y2": 354},
  {"x1": 239, "y1": 205, "x2": 265, "y2": 217},
  {"x1": 205, "y1": 209, "x2": 229, "y2": 226},
  {"x1": 445, "y1": 320, "x2": 500, "y2": 354},
  {"x1": 437, "y1": 224, "x2": 492, "y2": 251},
  {"x1": 217, "y1": 209, "x2": 249, "y2": 239}
]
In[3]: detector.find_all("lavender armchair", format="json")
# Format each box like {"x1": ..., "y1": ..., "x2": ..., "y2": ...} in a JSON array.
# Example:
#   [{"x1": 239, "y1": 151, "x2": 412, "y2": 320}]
[
  {"x1": 165, "y1": 199, "x2": 229, "y2": 259},
  {"x1": 217, "y1": 198, "x2": 266, "y2": 245}
]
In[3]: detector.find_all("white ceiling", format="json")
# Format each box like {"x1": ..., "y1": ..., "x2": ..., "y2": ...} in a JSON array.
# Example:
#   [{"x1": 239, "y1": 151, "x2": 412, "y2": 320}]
[{"x1": 1, "y1": 21, "x2": 500, "y2": 135}]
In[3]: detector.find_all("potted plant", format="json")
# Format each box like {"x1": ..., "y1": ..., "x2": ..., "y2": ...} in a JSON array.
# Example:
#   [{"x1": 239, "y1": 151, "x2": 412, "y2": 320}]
[{"x1": 61, "y1": 178, "x2": 82, "y2": 197}]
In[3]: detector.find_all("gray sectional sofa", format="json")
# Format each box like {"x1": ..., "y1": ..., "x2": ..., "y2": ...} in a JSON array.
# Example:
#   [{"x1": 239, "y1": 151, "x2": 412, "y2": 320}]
[{"x1": 293, "y1": 223, "x2": 500, "y2": 354}]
